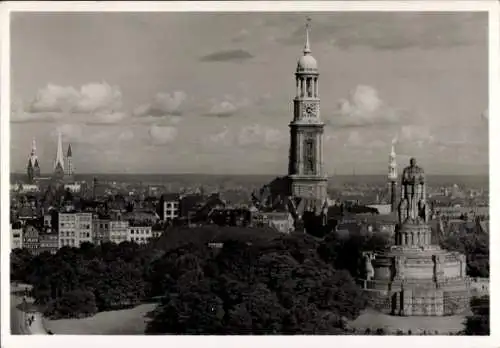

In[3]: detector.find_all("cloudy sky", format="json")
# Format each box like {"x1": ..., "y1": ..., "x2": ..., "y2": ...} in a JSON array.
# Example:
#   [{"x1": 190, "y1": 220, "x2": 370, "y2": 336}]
[{"x1": 10, "y1": 12, "x2": 488, "y2": 175}]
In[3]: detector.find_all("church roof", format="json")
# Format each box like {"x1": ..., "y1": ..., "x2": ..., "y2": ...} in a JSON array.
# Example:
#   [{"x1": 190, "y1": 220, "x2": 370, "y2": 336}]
[{"x1": 67, "y1": 144, "x2": 72, "y2": 157}]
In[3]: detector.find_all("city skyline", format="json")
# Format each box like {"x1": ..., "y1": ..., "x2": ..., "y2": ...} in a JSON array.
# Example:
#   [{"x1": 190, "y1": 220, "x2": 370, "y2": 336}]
[{"x1": 10, "y1": 12, "x2": 488, "y2": 175}]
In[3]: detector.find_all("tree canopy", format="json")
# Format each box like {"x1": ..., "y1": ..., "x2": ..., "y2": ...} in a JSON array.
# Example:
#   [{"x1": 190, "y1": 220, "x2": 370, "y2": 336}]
[
  {"x1": 12, "y1": 226, "x2": 372, "y2": 333},
  {"x1": 440, "y1": 230, "x2": 489, "y2": 278}
]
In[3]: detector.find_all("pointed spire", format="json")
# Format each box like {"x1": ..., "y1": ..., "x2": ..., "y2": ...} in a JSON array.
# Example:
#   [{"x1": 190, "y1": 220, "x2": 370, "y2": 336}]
[
  {"x1": 304, "y1": 17, "x2": 311, "y2": 55},
  {"x1": 389, "y1": 141, "x2": 397, "y2": 182},
  {"x1": 31, "y1": 138, "x2": 37, "y2": 155},
  {"x1": 55, "y1": 130, "x2": 64, "y2": 171},
  {"x1": 67, "y1": 143, "x2": 72, "y2": 157}
]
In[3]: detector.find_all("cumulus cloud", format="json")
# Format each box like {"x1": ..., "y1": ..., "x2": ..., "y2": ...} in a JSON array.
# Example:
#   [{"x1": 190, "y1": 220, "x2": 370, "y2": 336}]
[
  {"x1": 329, "y1": 85, "x2": 404, "y2": 128},
  {"x1": 208, "y1": 101, "x2": 238, "y2": 117},
  {"x1": 14, "y1": 82, "x2": 126, "y2": 125},
  {"x1": 29, "y1": 82, "x2": 122, "y2": 114},
  {"x1": 148, "y1": 125, "x2": 178, "y2": 146},
  {"x1": 398, "y1": 125, "x2": 434, "y2": 146},
  {"x1": 206, "y1": 126, "x2": 232, "y2": 146},
  {"x1": 205, "y1": 96, "x2": 250, "y2": 117},
  {"x1": 29, "y1": 84, "x2": 80, "y2": 113},
  {"x1": 86, "y1": 111, "x2": 128, "y2": 125},
  {"x1": 72, "y1": 83, "x2": 122, "y2": 113},
  {"x1": 134, "y1": 91, "x2": 187, "y2": 118},
  {"x1": 200, "y1": 49, "x2": 254, "y2": 62},
  {"x1": 237, "y1": 124, "x2": 286, "y2": 149}
]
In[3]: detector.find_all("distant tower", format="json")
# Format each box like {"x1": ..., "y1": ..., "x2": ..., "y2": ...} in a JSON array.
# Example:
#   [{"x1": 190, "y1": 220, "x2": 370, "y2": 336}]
[
  {"x1": 65, "y1": 143, "x2": 74, "y2": 179},
  {"x1": 93, "y1": 176, "x2": 98, "y2": 200},
  {"x1": 287, "y1": 18, "x2": 327, "y2": 202},
  {"x1": 27, "y1": 138, "x2": 41, "y2": 183},
  {"x1": 388, "y1": 141, "x2": 398, "y2": 212},
  {"x1": 53, "y1": 130, "x2": 65, "y2": 181}
]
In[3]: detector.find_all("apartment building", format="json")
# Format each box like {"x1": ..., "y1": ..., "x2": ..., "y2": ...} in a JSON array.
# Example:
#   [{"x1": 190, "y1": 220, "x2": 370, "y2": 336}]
[
  {"x1": 11, "y1": 222, "x2": 23, "y2": 250},
  {"x1": 58, "y1": 212, "x2": 93, "y2": 248},
  {"x1": 159, "y1": 193, "x2": 180, "y2": 221},
  {"x1": 23, "y1": 225, "x2": 40, "y2": 253},
  {"x1": 92, "y1": 215, "x2": 111, "y2": 245},
  {"x1": 109, "y1": 220, "x2": 129, "y2": 244},
  {"x1": 38, "y1": 232, "x2": 59, "y2": 254},
  {"x1": 127, "y1": 224, "x2": 152, "y2": 244}
]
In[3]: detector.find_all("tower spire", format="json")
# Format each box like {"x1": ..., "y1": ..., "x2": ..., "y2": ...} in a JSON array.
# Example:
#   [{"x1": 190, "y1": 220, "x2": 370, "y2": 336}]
[
  {"x1": 31, "y1": 138, "x2": 36, "y2": 156},
  {"x1": 388, "y1": 140, "x2": 398, "y2": 213},
  {"x1": 55, "y1": 130, "x2": 64, "y2": 171},
  {"x1": 304, "y1": 17, "x2": 311, "y2": 55}
]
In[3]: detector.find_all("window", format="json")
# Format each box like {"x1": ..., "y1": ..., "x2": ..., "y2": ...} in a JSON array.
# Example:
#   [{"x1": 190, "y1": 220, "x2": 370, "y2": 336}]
[{"x1": 303, "y1": 138, "x2": 315, "y2": 174}]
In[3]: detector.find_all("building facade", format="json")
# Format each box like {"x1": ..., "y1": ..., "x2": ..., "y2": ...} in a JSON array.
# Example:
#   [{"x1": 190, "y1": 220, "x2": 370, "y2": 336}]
[
  {"x1": 252, "y1": 211, "x2": 295, "y2": 234},
  {"x1": 109, "y1": 220, "x2": 129, "y2": 244},
  {"x1": 58, "y1": 212, "x2": 93, "y2": 248},
  {"x1": 11, "y1": 223, "x2": 23, "y2": 249},
  {"x1": 93, "y1": 216, "x2": 111, "y2": 245},
  {"x1": 38, "y1": 232, "x2": 59, "y2": 255},
  {"x1": 23, "y1": 225, "x2": 40, "y2": 253},
  {"x1": 287, "y1": 20, "x2": 327, "y2": 203},
  {"x1": 127, "y1": 225, "x2": 153, "y2": 244},
  {"x1": 159, "y1": 194, "x2": 180, "y2": 221}
]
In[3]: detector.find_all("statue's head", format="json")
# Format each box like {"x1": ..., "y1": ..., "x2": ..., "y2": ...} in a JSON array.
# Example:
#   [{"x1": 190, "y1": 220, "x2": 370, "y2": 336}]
[{"x1": 410, "y1": 157, "x2": 416, "y2": 167}]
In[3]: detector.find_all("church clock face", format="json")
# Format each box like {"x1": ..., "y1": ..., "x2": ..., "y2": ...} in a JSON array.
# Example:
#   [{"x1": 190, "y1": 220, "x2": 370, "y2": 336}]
[{"x1": 302, "y1": 103, "x2": 317, "y2": 118}]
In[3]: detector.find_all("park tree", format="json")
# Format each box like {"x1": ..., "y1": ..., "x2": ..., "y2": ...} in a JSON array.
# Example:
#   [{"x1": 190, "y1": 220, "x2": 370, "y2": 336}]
[{"x1": 463, "y1": 296, "x2": 489, "y2": 335}]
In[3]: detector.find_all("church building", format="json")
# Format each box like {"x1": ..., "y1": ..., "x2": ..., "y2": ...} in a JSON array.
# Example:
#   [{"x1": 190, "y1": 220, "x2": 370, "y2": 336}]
[{"x1": 26, "y1": 131, "x2": 76, "y2": 184}]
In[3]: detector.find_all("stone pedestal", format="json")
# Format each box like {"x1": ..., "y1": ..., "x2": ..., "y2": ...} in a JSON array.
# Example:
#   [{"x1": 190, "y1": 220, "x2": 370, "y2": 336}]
[{"x1": 360, "y1": 221, "x2": 471, "y2": 317}]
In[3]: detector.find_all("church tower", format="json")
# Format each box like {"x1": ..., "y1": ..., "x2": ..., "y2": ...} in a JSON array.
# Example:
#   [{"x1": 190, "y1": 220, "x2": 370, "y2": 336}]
[
  {"x1": 388, "y1": 140, "x2": 398, "y2": 212},
  {"x1": 27, "y1": 138, "x2": 41, "y2": 183},
  {"x1": 66, "y1": 143, "x2": 74, "y2": 179},
  {"x1": 53, "y1": 130, "x2": 65, "y2": 181},
  {"x1": 287, "y1": 18, "x2": 327, "y2": 202}
]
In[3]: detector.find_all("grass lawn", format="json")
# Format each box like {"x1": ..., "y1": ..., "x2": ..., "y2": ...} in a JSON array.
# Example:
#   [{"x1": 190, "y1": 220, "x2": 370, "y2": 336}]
[{"x1": 42, "y1": 303, "x2": 158, "y2": 335}]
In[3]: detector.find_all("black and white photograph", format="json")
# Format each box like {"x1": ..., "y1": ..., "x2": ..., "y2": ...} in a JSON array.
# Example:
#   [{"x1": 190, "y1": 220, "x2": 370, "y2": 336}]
[{"x1": 1, "y1": 0, "x2": 497, "y2": 343}]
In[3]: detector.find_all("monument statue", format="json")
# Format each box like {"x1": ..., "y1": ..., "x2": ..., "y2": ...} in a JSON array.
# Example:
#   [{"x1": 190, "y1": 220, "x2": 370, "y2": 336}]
[
  {"x1": 399, "y1": 158, "x2": 427, "y2": 223},
  {"x1": 363, "y1": 252, "x2": 375, "y2": 280}
]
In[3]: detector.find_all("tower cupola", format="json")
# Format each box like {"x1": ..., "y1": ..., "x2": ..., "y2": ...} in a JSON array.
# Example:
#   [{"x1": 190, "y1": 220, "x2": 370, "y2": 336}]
[{"x1": 296, "y1": 18, "x2": 318, "y2": 73}]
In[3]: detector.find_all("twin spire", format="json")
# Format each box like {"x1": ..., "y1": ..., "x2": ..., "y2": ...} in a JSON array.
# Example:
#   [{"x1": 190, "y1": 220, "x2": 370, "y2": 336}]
[
  {"x1": 53, "y1": 131, "x2": 73, "y2": 171},
  {"x1": 55, "y1": 130, "x2": 65, "y2": 171}
]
